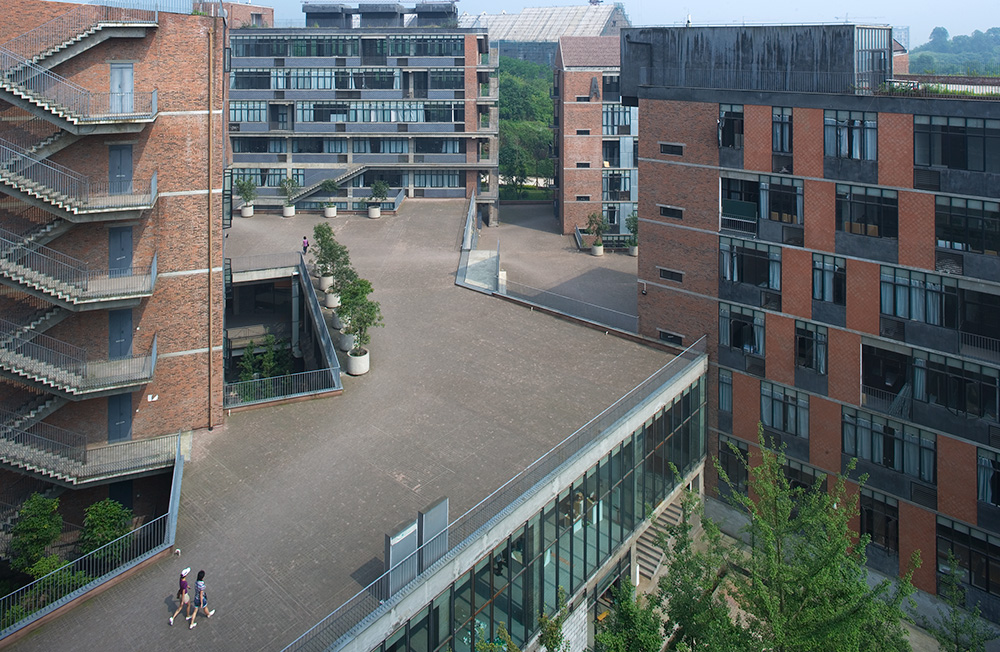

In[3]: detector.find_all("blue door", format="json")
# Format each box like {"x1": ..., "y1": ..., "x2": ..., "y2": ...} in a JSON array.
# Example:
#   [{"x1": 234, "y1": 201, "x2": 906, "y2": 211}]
[
  {"x1": 109, "y1": 145, "x2": 133, "y2": 195},
  {"x1": 109, "y1": 309, "x2": 132, "y2": 359},
  {"x1": 108, "y1": 226, "x2": 132, "y2": 277},
  {"x1": 110, "y1": 63, "x2": 133, "y2": 114},
  {"x1": 107, "y1": 393, "x2": 132, "y2": 442}
]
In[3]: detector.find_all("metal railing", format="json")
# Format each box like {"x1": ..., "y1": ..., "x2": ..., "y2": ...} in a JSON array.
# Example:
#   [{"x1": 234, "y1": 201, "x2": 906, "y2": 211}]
[
  {"x1": 461, "y1": 191, "x2": 477, "y2": 251},
  {"x1": 0, "y1": 115, "x2": 61, "y2": 153},
  {"x1": 0, "y1": 435, "x2": 183, "y2": 640},
  {"x1": 0, "y1": 407, "x2": 87, "y2": 464},
  {"x1": 297, "y1": 254, "x2": 343, "y2": 387},
  {"x1": 639, "y1": 66, "x2": 888, "y2": 94},
  {"x1": 0, "y1": 47, "x2": 157, "y2": 122},
  {"x1": 861, "y1": 383, "x2": 912, "y2": 419},
  {"x1": 0, "y1": 475, "x2": 49, "y2": 526},
  {"x1": 0, "y1": 139, "x2": 157, "y2": 212},
  {"x1": 720, "y1": 212, "x2": 758, "y2": 236},
  {"x1": 0, "y1": 321, "x2": 157, "y2": 393},
  {"x1": 504, "y1": 279, "x2": 639, "y2": 333},
  {"x1": 0, "y1": 228, "x2": 155, "y2": 301},
  {"x1": 229, "y1": 251, "x2": 301, "y2": 274},
  {"x1": 1, "y1": 0, "x2": 158, "y2": 65},
  {"x1": 283, "y1": 337, "x2": 707, "y2": 652},
  {"x1": 223, "y1": 368, "x2": 340, "y2": 408},
  {"x1": 960, "y1": 331, "x2": 1000, "y2": 365}
]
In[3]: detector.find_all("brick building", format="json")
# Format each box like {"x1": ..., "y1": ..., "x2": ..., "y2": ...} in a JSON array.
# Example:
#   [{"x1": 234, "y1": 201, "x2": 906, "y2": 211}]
[
  {"x1": 0, "y1": 0, "x2": 227, "y2": 518},
  {"x1": 553, "y1": 35, "x2": 636, "y2": 237},
  {"x1": 227, "y1": 1, "x2": 499, "y2": 225},
  {"x1": 620, "y1": 24, "x2": 1000, "y2": 616}
]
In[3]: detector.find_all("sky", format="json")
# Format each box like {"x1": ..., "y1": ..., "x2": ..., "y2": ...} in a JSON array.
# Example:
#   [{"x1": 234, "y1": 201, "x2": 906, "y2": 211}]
[{"x1": 255, "y1": 0, "x2": 996, "y2": 49}]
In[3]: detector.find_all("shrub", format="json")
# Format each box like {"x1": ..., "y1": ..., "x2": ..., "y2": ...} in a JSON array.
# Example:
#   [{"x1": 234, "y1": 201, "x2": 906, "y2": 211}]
[
  {"x1": 80, "y1": 499, "x2": 134, "y2": 563},
  {"x1": 9, "y1": 494, "x2": 62, "y2": 573}
]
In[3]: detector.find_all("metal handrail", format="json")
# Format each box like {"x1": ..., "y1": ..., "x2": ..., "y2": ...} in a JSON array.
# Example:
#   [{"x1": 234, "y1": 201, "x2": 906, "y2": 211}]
[
  {"x1": 0, "y1": 47, "x2": 157, "y2": 122},
  {"x1": 1, "y1": 0, "x2": 158, "y2": 65},
  {"x1": 283, "y1": 337, "x2": 708, "y2": 652},
  {"x1": 0, "y1": 227, "x2": 156, "y2": 300},
  {"x1": 296, "y1": 254, "x2": 343, "y2": 388},
  {"x1": 861, "y1": 383, "x2": 913, "y2": 419},
  {"x1": 461, "y1": 190, "x2": 477, "y2": 251},
  {"x1": 223, "y1": 368, "x2": 341, "y2": 408},
  {"x1": 0, "y1": 115, "x2": 61, "y2": 152},
  {"x1": 0, "y1": 407, "x2": 87, "y2": 463},
  {"x1": 638, "y1": 66, "x2": 888, "y2": 94}
]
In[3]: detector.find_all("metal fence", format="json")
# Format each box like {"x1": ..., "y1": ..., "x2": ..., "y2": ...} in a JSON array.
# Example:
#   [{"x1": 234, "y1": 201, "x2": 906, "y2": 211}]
[
  {"x1": 0, "y1": 436, "x2": 183, "y2": 640},
  {"x1": 230, "y1": 251, "x2": 302, "y2": 274},
  {"x1": 282, "y1": 337, "x2": 707, "y2": 652},
  {"x1": 639, "y1": 67, "x2": 887, "y2": 94},
  {"x1": 504, "y1": 280, "x2": 638, "y2": 334},
  {"x1": 0, "y1": 407, "x2": 87, "y2": 464},
  {"x1": 223, "y1": 368, "x2": 340, "y2": 408},
  {"x1": 461, "y1": 192, "x2": 478, "y2": 251}
]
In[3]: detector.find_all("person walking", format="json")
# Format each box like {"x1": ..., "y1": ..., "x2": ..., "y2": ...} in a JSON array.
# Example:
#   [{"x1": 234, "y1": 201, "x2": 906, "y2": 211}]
[
  {"x1": 302, "y1": 236, "x2": 309, "y2": 255},
  {"x1": 168, "y1": 567, "x2": 191, "y2": 626},
  {"x1": 188, "y1": 569, "x2": 215, "y2": 629}
]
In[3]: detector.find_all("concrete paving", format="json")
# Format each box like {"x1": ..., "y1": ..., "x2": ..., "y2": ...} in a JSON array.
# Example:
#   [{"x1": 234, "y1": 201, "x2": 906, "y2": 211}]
[{"x1": 9, "y1": 200, "x2": 674, "y2": 652}]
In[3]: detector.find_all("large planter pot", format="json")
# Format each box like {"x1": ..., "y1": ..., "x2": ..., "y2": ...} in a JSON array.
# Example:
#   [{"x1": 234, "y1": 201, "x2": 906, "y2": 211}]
[
  {"x1": 345, "y1": 348, "x2": 370, "y2": 375},
  {"x1": 591, "y1": 244, "x2": 604, "y2": 257},
  {"x1": 241, "y1": 205, "x2": 254, "y2": 218},
  {"x1": 324, "y1": 291, "x2": 339, "y2": 309},
  {"x1": 338, "y1": 331, "x2": 355, "y2": 352},
  {"x1": 283, "y1": 205, "x2": 295, "y2": 218},
  {"x1": 318, "y1": 275, "x2": 334, "y2": 292},
  {"x1": 628, "y1": 245, "x2": 638, "y2": 257},
  {"x1": 323, "y1": 205, "x2": 337, "y2": 218},
  {"x1": 368, "y1": 204, "x2": 382, "y2": 219}
]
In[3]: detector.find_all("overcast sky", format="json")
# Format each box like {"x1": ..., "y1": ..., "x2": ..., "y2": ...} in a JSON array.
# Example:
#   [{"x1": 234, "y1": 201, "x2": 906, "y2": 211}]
[{"x1": 257, "y1": 0, "x2": 995, "y2": 49}]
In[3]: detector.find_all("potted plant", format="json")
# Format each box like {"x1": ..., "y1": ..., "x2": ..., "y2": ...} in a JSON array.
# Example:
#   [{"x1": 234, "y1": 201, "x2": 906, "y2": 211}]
[
  {"x1": 311, "y1": 222, "x2": 354, "y2": 308},
  {"x1": 368, "y1": 179, "x2": 391, "y2": 219},
  {"x1": 234, "y1": 177, "x2": 257, "y2": 217},
  {"x1": 340, "y1": 277, "x2": 383, "y2": 375},
  {"x1": 626, "y1": 211, "x2": 639, "y2": 257},
  {"x1": 279, "y1": 176, "x2": 300, "y2": 217},
  {"x1": 320, "y1": 179, "x2": 341, "y2": 218},
  {"x1": 587, "y1": 211, "x2": 608, "y2": 257}
]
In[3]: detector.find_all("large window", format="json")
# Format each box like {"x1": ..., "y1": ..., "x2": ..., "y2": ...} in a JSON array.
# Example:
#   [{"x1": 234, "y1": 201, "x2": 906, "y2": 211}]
[
  {"x1": 917, "y1": 352, "x2": 999, "y2": 421},
  {"x1": 232, "y1": 137, "x2": 285, "y2": 154},
  {"x1": 232, "y1": 168, "x2": 304, "y2": 187},
  {"x1": 719, "y1": 237, "x2": 780, "y2": 290},
  {"x1": 836, "y1": 184, "x2": 898, "y2": 238},
  {"x1": 229, "y1": 101, "x2": 267, "y2": 123},
  {"x1": 762, "y1": 176, "x2": 802, "y2": 223},
  {"x1": 761, "y1": 381, "x2": 808, "y2": 438},
  {"x1": 602, "y1": 105, "x2": 631, "y2": 135},
  {"x1": 795, "y1": 321, "x2": 827, "y2": 374},
  {"x1": 429, "y1": 69, "x2": 464, "y2": 89},
  {"x1": 979, "y1": 449, "x2": 1000, "y2": 507},
  {"x1": 879, "y1": 266, "x2": 958, "y2": 327},
  {"x1": 812, "y1": 254, "x2": 846, "y2": 305},
  {"x1": 915, "y1": 115, "x2": 1000, "y2": 172},
  {"x1": 824, "y1": 110, "x2": 877, "y2": 160},
  {"x1": 772, "y1": 107, "x2": 792, "y2": 153},
  {"x1": 842, "y1": 407, "x2": 936, "y2": 483},
  {"x1": 230, "y1": 68, "x2": 271, "y2": 89},
  {"x1": 719, "y1": 304, "x2": 764, "y2": 356},
  {"x1": 719, "y1": 104, "x2": 744, "y2": 149},
  {"x1": 412, "y1": 170, "x2": 461, "y2": 188},
  {"x1": 937, "y1": 517, "x2": 1000, "y2": 596},
  {"x1": 718, "y1": 369, "x2": 733, "y2": 414},
  {"x1": 415, "y1": 138, "x2": 462, "y2": 154},
  {"x1": 936, "y1": 195, "x2": 1000, "y2": 256},
  {"x1": 718, "y1": 435, "x2": 747, "y2": 495},
  {"x1": 861, "y1": 489, "x2": 899, "y2": 553},
  {"x1": 602, "y1": 75, "x2": 620, "y2": 100}
]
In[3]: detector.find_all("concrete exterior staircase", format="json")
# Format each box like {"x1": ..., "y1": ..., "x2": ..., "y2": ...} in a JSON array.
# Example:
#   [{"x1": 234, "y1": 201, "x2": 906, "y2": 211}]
[{"x1": 636, "y1": 501, "x2": 684, "y2": 581}]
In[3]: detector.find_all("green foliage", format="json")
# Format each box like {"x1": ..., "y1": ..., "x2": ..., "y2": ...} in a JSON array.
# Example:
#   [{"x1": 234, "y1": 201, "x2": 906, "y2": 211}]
[
  {"x1": 278, "y1": 176, "x2": 300, "y2": 206},
  {"x1": 538, "y1": 586, "x2": 569, "y2": 652},
  {"x1": 909, "y1": 27, "x2": 1000, "y2": 75},
  {"x1": 921, "y1": 550, "x2": 1000, "y2": 652},
  {"x1": 341, "y1": 278, "x2": 383, "y2": 352},
  {"x1": 238, "y1": 334, "x2": 292, "y2": 383},
  {"x1": 594, "y1": 583, "x2": 662, "y2": 652},
  {"x1": 500, "y1": 120, "x2": 553, "y2": 182},
  {"x1": 498, "y1": 140, "x2": 529, "y2": 193},
  {"x1": 234, "y1": 177, "x2": 257, "y2": 204},
  {"x1": 80, "y1": 499, "x2": 134, "y2": 562},
  {"x1": 587, "y1": 212, "x2": 609, "y2": 245},
  {"x1": 475, "y1": 622, "x2": 522, "y2": 652},
  {"x1": 9, "y1": 494, "x2": 62, "y2": 573},
  {"x1": 626, "y1": 212, "x2": 639, "y2": 246},
  {"x1": 27, "y1": 554, "x2": 68, "y2": 581},
  {"x1": 320, "y1": 178, "x2": 341, "y2": 195},
  {"x1": 370, "y1": 179, "x2": 391, "y2": 203},
  {"x1": 497, "y1": 56, "x2": 554, "y2": 188},
  {"x1": 312, "y1": 222, "x2": 356, "y2": 294}
]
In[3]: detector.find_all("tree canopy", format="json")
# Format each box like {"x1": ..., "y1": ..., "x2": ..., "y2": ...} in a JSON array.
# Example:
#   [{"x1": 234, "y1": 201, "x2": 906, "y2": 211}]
[
  {"x1": 909, "y1": 27, "x2": 1000, "y2": 75},
  {"x1": 498, "y1": 56, "x2": 553, "y2": 187}
]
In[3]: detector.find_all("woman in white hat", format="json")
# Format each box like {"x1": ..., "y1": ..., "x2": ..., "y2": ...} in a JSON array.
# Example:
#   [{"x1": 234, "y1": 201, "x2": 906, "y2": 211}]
[{"x1": 168, "y1": 567, "x2": 191, "y2": 626}]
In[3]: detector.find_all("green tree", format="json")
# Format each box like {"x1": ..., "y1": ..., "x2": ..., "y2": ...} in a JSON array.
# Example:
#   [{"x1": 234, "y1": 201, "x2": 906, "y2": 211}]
[
  {"x1": 921, "y1": 550, "x2": 1000, "y2": 652},
  {"x1": 538, "y1": 586, "x2": 569, "y2": 652},
  {"x1": 476, "y1": 622, "x2": 522, "y2": 652},
  {"x1": 80, "y1": 498, "x2": 134, "y2": 562},
  {"x1": 9, "y1": 494, "x2": 62, "y2": 573},
  {"x1": 594, "y1": 583, "x2": 663, "y2": 652}
]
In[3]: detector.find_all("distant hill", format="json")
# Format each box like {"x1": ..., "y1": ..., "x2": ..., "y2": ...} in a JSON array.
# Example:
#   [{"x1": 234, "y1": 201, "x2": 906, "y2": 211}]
[{"x1": 908, "y1": 27, "x2": 1000, "y2": 75}]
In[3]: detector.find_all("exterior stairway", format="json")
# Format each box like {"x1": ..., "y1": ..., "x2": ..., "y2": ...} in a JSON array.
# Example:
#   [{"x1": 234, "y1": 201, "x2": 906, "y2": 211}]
[
  {"x1": 289, "y1": 164, "x2": 368, "y2": 204},
  {"x1": 636, "y1": 500, "x2": 685, "y2": 581}
]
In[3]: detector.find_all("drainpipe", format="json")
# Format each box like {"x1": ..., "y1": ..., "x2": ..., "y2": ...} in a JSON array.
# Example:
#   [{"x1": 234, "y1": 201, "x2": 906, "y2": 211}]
[{"x1": 207, "y1": 20, "x2": 215, "y2": 430}]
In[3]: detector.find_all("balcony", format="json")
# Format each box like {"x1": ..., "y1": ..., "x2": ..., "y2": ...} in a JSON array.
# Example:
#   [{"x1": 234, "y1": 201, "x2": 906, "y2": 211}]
[
  {"x1": 960, "y1": 331, "x2": 1000, "y2": 366},
  {"x1": 0, "y1": 320, "x2": 156, "y2": 397},
  {"x1": 861, "y1": 382, "x2": 912, "y2": 419},
  {"x1": 720, "y1": 212, "x2": 758, "y2": 237}
]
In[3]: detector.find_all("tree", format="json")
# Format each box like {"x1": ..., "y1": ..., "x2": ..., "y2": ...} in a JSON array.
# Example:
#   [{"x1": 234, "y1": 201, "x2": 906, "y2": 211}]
[
  {"x1": 476, "y1": 622, "x2": 522, "y2": 652},
  {"x1": 312, "y1": 222, "x2": 356, "y2": 294},
  {"x1": 594, "y1": 583, "x2": 663, "y2": 652},
  {"x1": 538, "y1": 586, "x2": 570, "y2": 652},
  {"x1": 921, "y1": 550, "x2": 1000, "y2": 652},
  {"x1": 9, "y1": 494, "x2": 62, "y2": 573},
  {"x1": 340, "y1": 278, "x2": 383, "y2": 354},
  {"x1": 499, "y1": 143, "x2": 529, "y2": 194},
  {"x1": 930, "y1": 27, "x2": 951, "y2": 43},
  {"x1": 80, "y1": 498, "x2": 134, "y2": 562}
]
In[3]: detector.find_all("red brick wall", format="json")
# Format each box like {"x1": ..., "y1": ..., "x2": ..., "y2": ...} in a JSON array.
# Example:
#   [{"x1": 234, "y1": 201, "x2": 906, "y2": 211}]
[
  {"x1": 900, "y1": 500, "x2": 937, "y2": 592},
  {"x1": 638, "y1": 286, "x2": 716, "y2": 352},
  {"x1": 938, "y1": 436, "x2": 977, "y2": 524},
  {"x1": 827, "y1": 327, "x2": 861, "y2": 404},
  {"x1": 793, "y1": 108, "x2": 825, "y2": 179},
  {"x1": 897, "y1": 191, "x2": 935, "y2": 270},
  {"x1": 220, "y1": 2, "x2": 274, "y2": 28},
  {"x1": 639, "y1": 226, "x2": 717, "y2": 297},
  {"x1": 558, "y1": 67, "x2": 606, "y2": 234},
  {"x1": 732, "y1": 371, "x2": 761, "y2": 443},
  {"x1": 638, "y1": 99, "x2": 719, "y2": 165},
  {"x1": 809, "y1": 396, "x2": 842, "y2": 473},
  {"x1": 781, "y1": 247, "x2": 812, "y2": 319},
  {"x1": 765, "y1": 314, "x2": 794, "y2": 387},
  {"x1": 803, "y1": 179, "x2": 835, "y2": 252},
  {"x1": 846, "y1": 259, "x2": 880, "y2": 336},
  {"x1": 743, "y1": 104, "x2": 771, "y2": 173},
  {"x1": 878, "y1": 112, "x2": 913, "y2": 189}
]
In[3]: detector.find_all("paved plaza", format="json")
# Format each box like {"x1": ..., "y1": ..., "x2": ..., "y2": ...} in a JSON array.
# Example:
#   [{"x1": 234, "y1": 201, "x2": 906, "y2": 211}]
[{"x1": 9, "y1": 200, "x2": 671, "y2": 651}]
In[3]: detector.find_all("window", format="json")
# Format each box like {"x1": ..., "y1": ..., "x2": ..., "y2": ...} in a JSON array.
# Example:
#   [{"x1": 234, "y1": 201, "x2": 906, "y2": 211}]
[
  {"x1": 576, "y1": 95, "x2": 589, "y2": 102},
  {"x1": 659, "y1": 205, "x2": 683, "y2": 219},
  {"x1": 937, "y1": 517, "x2": 1000, "y2": 595},
  {"x1": 230, "y1": 68, "x2": 271, "y2": 89},
  {"x1": 659, "y1": 143, "x2": 683, "y2": 156},
  {"x1": 915, "y1": 115, "x2": 1000, "y2": 172},
  {"x1": 296, "y1": 101, "x2": 348, "y2": 123},
  {"x1": 576, "y1": 162, "x2": 591, "y2": 169},
  {"x1": 412, "y1": 170, "x2": 461, "y2": 188},
  {"x1": 842, "y1": 407, "x2": 936, "y2": 482},
  {"x1": 428, "y1": 69, "x2": 464, "y2": 89},
  {"x1": 658, "y1": 330, "x2": 683, "y2": 346},
  {"x1": 250, "y1": 13, "x2": 264, "y2": 27},
  {"x1": 795, "y1": 321, "x2": 827, "y2": 374},
  {"x1": 658, "y1": 268, "x2": 683, "y2": 282},
  {"x1": 936, "y1": 196, "x2": 1000, "y2": 256},
  {"x1": 603, "y1": 172, "x2": 630, "y2": 201},
  {"x1": 979, "y1": 449, "x2": 1000, "y2": 507},
  {"x1": 718, "y1": 435, "x2": 747, "y2": 495},
  {"x1": 762, "y1": 176, "x2": 803, "y2": 224},
  {"x1": 324, "y1": 138, "x2": 347, "y2": 154},
  {"x1": 784, "y1": 459, "x2": 825, "y2": 491},
  {"x1": 917, "y1": 352, "x2": 999, "y2": 421},
  {"x1": 232, "y1": 137, "x2": 286, "y2": 153},
  {"x1": 812, "y1": 254, "x2": 846, "y2": 305},
  {"x1": 879, "y1": 266, "x2": 958, "y2": 327},
  {"x1": 601, "y1": 75, "x2": 620, "y2": 100},
  {"x1": 836, "y1": 184, "x2": 898, "y2": 238},
  {"x1": 718, "y1": 104, "x2": 744, "y2": 149},
  {"x1": 414, "y1": 138, "x2": 462, "y2": 154},
  {"x1": 761, "y1": 381, "x2": 808, "y2": 438},
  {"x1": 718, "y1": 369, "x2": 733, "y2": 414},
  {"x1": 824, "y1": 110, "x2": 877, "y2": 160},
  {"x1": 229, "y1": 101, "x2": 267, "y2": 122},
  {"x1": 602, "y1": 105, "x2": 631, "y2": 135},
  {"x1": 576, "y1": 129, "x2": 590, "y2": 135},
  {"x1": 602, "y1": 141, "x2": 620, "y2": 167},
  {"x1": 721, "y1": 176, "x2": 760, "y2": 208},
  {"x1": 719, "y1": 303, "x2": 765, "y2": 356},
  {"x1": 861, "y1": 489, "x2": 898, "y2": 553},
  {"x1": 772, "y1": 107, "x2": 792, "y2": 153},
  {"x1": 575, "y1": 195, "x2": 590, "y2": 202},
  {"x1": 719, "y1": 237, "x2": 781, "y2": 290}
]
